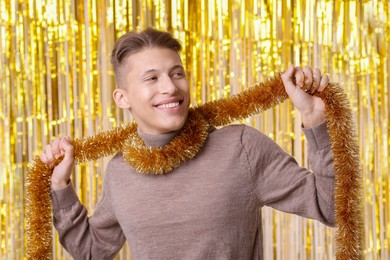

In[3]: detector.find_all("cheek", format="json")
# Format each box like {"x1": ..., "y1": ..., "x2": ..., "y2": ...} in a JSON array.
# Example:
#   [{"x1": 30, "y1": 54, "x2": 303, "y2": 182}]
[
  {"x1": 180, "y1": 82, "x2": 190, "y2": 95},
  {"x1": 131, "y1": 89, "x2": 155, "y2": 105}
]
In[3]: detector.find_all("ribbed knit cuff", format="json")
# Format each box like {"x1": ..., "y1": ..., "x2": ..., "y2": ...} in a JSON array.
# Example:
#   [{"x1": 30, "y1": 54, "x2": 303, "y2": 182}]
[
  {"x1": 50, "y1": 181, "x2": 79, "y2": 210},
  {"x1": 302, "y1": 121, "x2": 331, "y2": 151}
]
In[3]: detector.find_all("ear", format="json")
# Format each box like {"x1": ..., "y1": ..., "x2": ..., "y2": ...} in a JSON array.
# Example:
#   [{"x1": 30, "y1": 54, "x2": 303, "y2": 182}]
[{"x1": 113, "y1": 88, "x2": 131, "y2": 109}]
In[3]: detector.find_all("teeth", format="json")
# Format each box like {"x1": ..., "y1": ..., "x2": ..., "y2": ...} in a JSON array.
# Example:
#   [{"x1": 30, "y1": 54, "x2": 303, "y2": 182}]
[{"x1": 157, "y1": 102, "x2": 180, "y2": 109}]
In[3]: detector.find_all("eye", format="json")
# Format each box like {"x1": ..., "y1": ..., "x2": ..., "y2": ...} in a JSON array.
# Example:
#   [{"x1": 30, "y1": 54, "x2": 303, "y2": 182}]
[
  {"x1": 145, "y1": 76, "x2": 158, "y2": 81},
  {"x1": 171, "y1": 71, "x2": 185, "y2": 79}
]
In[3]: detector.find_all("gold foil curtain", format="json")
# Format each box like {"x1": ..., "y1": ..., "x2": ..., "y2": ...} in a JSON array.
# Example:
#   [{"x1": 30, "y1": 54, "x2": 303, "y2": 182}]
[{"x1": 0, "y1": 0, "x2": 389, "y2": 259}]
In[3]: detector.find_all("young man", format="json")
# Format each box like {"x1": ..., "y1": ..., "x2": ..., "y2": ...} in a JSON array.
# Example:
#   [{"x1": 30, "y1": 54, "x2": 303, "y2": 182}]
[{"x1": 41, "y1": 28, "x2": 334, "y2": 259}]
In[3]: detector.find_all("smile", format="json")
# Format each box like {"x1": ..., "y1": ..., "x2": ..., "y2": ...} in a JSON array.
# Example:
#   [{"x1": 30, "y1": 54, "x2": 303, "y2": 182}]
[{"x1": 155, "y1": 101, "x2": 181, "y2": 109}]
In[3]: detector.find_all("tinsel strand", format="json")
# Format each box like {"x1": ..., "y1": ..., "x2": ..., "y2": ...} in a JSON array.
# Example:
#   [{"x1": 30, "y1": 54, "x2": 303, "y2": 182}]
[
  {"x1": 122, "y1": 109, "x2": 211, "y2": 174},
  {"x1": 319, "y1": 84, "x2": 364, "y2": 260},
  {"x1": 25, "y1": 74, "x2": 363, "y2": 259}
]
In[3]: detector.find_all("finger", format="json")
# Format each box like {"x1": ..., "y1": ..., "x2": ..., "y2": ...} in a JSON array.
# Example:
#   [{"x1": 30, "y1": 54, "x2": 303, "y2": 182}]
[
  {"x1": 45, "y1": 144, "x2": 55, "y2": 163},
  {"x1": 281, "y1": 65, "x2": 296, "y2": 95},
  {"x1": 302, "y1": 66, "x2": 313, "y2": 92},
  {"x1": 282, "y1": 64, "x2": 295, "y2": 78},
  {"x1": 318, "y1": 74, "x2": 329, "y2": 92},
  {"x1": 59, "y1": 136, "x2": 74, "y2": 164},
  {"x1": 294, "y1": 66, "x2": 305, "y2": 89},
  {"x1": 40, "y1": 152, "x2": 49, "y2": 164},
  {"x1": 312, "y1": 68, "x2": 321, "y2": 93},
  {"x1": 52, "y1": 137, "x2": 62, "y2": 159}
]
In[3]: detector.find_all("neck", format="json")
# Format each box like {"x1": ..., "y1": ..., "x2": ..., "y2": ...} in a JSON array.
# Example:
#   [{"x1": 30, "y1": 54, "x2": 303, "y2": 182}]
[{"x1": 137, "y1": 128, "x2": 181, "y2": 147}]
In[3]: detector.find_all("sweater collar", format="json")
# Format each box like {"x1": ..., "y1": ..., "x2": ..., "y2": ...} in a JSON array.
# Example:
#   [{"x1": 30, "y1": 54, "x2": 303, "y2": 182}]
[{"x1": 137, "y1": 128, "x2": 180, "y2": 147}]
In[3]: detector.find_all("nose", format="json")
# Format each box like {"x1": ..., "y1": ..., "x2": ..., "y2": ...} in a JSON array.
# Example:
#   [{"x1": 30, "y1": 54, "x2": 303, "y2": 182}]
[{"x1": 158, "y1": 76, "x2": 177, "y2": 95}]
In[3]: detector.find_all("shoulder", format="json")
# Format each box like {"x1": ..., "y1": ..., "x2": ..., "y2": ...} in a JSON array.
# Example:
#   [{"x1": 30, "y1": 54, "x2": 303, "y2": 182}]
[
  {"x1": 207, "y1": 124, "x2": 246, "y2": 145},
  {"x1": 206, "y1": 124, "x2": 274, "y2": 153},
  {"x1": 211, "y1": 124, "x2": 270, "y2": 142},
  {"x1": 210, "y1": 124, "x2": 246, "y2": 135},
  {"x1": 107, "y1": 151, "x2": 124, "y2": 166},
  {"x1": 221, "y1": 124, "x2": 282, "y2": 155},
  {"x1": 104, "y1": 152, "x2": 127, "y2": 176}
]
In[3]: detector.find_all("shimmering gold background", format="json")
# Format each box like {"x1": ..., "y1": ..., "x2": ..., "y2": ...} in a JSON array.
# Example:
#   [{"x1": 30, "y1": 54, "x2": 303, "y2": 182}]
[{"x1": 0, "y1": 0, "x2": 388, "y2": 259}]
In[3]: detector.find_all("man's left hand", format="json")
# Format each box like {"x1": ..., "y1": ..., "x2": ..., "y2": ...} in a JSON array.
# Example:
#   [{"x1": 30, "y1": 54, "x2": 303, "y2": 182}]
[{"x1": 281, "y1": 65, "x2": 329, "y2": 128}]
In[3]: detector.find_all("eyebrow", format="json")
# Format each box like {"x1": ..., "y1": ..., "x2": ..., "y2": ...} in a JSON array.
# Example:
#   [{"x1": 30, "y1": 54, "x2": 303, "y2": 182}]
[
  {"x1": 141, "y1": 69, "x2": 158, "y2": 78},
  {"x1": 170, "y1": 64, "x2": 185, "y2": 71}
]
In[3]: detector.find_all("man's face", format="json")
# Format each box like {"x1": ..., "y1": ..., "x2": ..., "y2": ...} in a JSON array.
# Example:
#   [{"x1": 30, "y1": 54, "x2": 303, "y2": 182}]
[{"x1": 114, "y1": 47, "x2": 190, "y2": 135}]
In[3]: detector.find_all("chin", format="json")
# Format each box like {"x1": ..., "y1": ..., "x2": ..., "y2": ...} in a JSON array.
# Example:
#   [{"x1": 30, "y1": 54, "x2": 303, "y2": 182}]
[
  {"x1": 162, "y1": 117, "x2": 187, "y2": 133},
  {"x1": 164, "y1": 122, "x2": 185, "y2": 133}
]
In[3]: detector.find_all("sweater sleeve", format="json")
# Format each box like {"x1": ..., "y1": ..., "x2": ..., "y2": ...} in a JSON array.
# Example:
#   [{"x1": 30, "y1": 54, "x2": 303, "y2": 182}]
[
  {"x1": 50, "y1": 164, "x2": 126, "y2": 259},
  {"x1": 241, "y1": 122, "x2": 335, "y2": 226}
]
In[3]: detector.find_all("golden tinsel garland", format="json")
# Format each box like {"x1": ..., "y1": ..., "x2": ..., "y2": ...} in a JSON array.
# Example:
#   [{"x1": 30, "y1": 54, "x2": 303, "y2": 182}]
[
  {"x1": 122, "y1": 109, "x2": 210, "y2": 174},
  {"x1": 25, "y1": 74, "x2": 364, "y2": 259}
]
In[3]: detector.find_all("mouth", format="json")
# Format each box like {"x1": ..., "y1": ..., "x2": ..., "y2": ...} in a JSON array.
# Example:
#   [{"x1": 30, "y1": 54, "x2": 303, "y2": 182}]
[{"x1": 154, "y1": 100, "x2": 183, "y2": 109}]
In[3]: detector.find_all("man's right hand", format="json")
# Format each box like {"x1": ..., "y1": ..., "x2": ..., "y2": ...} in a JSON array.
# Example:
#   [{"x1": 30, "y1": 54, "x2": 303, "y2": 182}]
[{"x1": 40, "y1": 136, "x2": 74, "y2": 190}]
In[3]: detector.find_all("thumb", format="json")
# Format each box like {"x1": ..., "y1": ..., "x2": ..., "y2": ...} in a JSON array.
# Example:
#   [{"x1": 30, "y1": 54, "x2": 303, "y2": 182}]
[{"x1": 281, "y1": 64, "x2": 296, "y2": 96}]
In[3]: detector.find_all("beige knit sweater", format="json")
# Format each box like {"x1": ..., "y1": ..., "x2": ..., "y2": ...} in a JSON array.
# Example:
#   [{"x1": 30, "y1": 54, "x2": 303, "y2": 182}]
[{"x1": 51, "y1": 123, "x2": 335, "y2": 259}]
